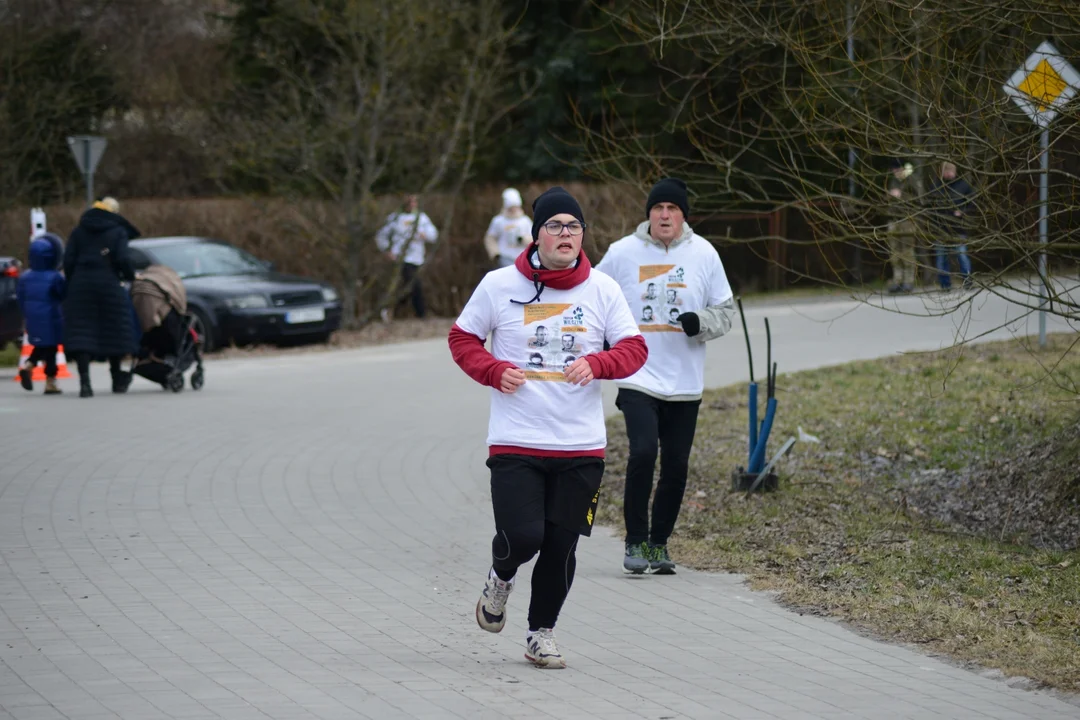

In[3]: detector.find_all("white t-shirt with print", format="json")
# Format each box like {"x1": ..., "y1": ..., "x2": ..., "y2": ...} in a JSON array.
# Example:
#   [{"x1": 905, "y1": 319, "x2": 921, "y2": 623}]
[
  {"x1": 375, "y1": 211, "x2": 438, "y2": 266},
  {"x1": 455, "y1": 265, "x2": 641, "y2": 452},
  {"x1": 596, "y1": 233, "x2": 732, "y2": 398},
  {"x1": 486, "y1": 213, "x2": 533, "y2": 262}
]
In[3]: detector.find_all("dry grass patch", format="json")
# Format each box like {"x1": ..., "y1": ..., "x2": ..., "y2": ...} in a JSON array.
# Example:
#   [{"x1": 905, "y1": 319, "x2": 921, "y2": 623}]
[{"x1": 599, "y1": 334, "x2": 1080, "y2": 692}]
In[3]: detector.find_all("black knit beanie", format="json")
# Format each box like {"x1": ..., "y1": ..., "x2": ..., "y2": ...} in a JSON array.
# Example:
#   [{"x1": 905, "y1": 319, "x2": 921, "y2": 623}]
[
  {"x1": 645, "y1": 178, "x2": 689, "y2": 219},
  {"x1": 531, "y1": 186, "x2": 585, "y2": 240}
]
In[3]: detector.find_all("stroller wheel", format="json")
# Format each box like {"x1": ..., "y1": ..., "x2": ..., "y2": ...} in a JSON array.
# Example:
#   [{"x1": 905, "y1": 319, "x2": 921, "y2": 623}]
[
  {"x1": 167, "y1": 373, "x2": 185, "y2": 393},
  {"x1": 191, "y1": 369, "x2": 204, "y2": 391}
]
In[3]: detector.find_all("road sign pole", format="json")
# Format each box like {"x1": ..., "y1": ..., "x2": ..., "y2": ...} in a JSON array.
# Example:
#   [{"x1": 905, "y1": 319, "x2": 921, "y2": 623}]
[
  {"x1": 846, "y1": 0, "x2": 862, "y2": 283},
  {"x1": 1038, "y1": 127, "x2": 1048, "y2": 348},
  {"x1": 84, "y1": 140, "x2": 93, "y2": 209},
  {"x1": 1001, "y1": 41, "x2": 1078, "y2": 348}
]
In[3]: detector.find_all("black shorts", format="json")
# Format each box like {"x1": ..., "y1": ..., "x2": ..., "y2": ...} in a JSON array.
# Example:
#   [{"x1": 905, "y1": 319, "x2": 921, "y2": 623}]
[{"x1": 487, "y1": 454, "x2": 605, "y2": 537}]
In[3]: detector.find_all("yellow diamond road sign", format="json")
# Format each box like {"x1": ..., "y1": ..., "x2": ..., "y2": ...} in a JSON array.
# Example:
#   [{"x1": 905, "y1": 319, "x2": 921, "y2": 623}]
[
  {"x1": 1004, "y1": 41, "x2": 1079, "y2": 128},
  {"x1": 1017, "y1": 59, "x2": 1068, "y2": 110}
]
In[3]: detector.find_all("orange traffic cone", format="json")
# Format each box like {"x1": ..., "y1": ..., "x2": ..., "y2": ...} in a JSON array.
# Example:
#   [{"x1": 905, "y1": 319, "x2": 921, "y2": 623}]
[{"x1": 13, "y1": 334, "x2": 73, "y2": 381}]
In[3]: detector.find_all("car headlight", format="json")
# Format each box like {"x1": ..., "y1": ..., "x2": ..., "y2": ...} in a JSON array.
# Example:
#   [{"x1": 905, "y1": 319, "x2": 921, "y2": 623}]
[
  {"x1": 224, "y1": 294, "x2": 269, "y2": 309},
  {"x1": 321, "y1": 287, "x2": 339, "y2": 302}
]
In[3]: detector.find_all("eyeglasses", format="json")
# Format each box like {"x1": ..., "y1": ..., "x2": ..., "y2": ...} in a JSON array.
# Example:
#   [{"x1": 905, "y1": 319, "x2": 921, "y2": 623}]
[{"x1": 542, "y1": 221, "x2": 586, "y2": 236}]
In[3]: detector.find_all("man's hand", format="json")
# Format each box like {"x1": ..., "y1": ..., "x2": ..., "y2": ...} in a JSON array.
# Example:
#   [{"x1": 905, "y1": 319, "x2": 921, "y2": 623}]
[
  {"x1": 954, "y1": 210, "x2": 963, "y2": 217},
  {"x1": 888, "y1": 188, "x2": 902, "y2": 199},
  {"x1": 563, "y1": 358, "x2": 594, "y2": 386},
  {"x1": 500, "y1": 367, "x2": 526, "y2": 394}
]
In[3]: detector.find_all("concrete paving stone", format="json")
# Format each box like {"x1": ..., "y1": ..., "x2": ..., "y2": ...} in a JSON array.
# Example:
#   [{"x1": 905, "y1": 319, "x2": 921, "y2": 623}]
[
  {"x1": 6, "y1": 707, "x2": 67, "y2": 720},
  {"x1": 0, "y1": 693, "x2": 49, "y2": 710},
  {"x1": 2, "y1": 291, "x2": 1079, "y2": 719}
]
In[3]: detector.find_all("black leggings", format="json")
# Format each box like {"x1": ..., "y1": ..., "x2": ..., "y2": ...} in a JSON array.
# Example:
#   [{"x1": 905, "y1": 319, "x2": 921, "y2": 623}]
[
  {"x1": 27, "y1": 346, "x2": 58, "y2": 377},
  {"x1": 492, "y1": 521, "x2": 580, "y2": 632},
  {"x1": 75, "y1": 353, "x2": 125, "y2": 381},
  {"x1": 487, "y1": 454, "x2": 603, "y2": 631}
]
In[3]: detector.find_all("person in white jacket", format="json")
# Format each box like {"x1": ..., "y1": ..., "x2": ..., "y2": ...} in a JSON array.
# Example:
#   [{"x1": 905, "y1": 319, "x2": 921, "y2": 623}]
[
  {"x1": 449, "y1": 186, "x2": 648, "y2": 669},
  {"x1": 483, "y1": 188, "x2": 533, "y2": 268},
  {"x1": 596, "y1": 178, "x2": 734, "y2": 576},
  {"x1": 375, "y1": 194, "x2": 438, "y2": 320}
]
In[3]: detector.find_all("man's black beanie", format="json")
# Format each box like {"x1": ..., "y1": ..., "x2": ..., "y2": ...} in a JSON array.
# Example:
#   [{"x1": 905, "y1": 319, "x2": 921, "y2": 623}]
[
  {"x1": 645, "y1": 177, "x2": 689, "y2": 219},
  {"x1": 531, "y1": 186, "x2": 585, "y2": 240}
]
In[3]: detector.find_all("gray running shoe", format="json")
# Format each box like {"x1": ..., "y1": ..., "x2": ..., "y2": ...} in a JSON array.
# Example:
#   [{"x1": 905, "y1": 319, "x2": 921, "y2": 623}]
[
  {"x1": 623, "y1": 542, "x2": 649, "y2": 575},
  {"x1": 648, "y1": 543, "x2": 676, "y2": 575}
]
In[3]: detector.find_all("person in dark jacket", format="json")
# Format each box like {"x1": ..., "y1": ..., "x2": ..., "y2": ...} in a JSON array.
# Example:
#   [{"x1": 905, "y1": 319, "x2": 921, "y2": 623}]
[
  {"x1": 63, "y1": 197, "x2": 139, "y2": 397},
  {"x1": 928, "y1": 162, "x2": 974, "y2": 291},
  {"x1": 16, "y1": 233, "x2": 66, "y2": 394}
]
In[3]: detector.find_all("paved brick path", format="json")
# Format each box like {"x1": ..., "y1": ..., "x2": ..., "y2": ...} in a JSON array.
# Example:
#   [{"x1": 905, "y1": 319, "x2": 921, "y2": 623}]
[{"x1": 1, "y1": 293, "x2": 1077, "y2": 719}]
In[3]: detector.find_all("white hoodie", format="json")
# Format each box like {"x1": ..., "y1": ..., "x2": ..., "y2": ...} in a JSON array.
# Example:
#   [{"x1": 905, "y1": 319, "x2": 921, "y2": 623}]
[
  {"x1": 375, "y1": 211, "x2": 438, "y2": 266},
  {"x1": 596, "y1": 221, "x2": 733, "y2": 400}
]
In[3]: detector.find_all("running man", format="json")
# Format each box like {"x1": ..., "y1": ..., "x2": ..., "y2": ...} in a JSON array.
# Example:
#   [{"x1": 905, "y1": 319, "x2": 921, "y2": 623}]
[
  {"x1": 596, "y1": 177, "x2": 734, "y2": 575},
  {"x1": 449, "y1": 186, "x2": 647, "y2": 668}
]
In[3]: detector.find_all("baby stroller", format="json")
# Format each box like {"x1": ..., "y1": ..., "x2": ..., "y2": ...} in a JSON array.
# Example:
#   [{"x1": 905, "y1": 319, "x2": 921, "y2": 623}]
[{"x1": 129, "y1": 264, "x2": 204, "y2": 392}]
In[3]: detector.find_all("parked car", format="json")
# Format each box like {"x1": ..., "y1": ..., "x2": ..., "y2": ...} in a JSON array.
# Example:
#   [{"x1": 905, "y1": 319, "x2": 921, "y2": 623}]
[
  {"x1": 127, "y1": 237, "x2": 342, "y2": 352},
  {"x1": 0, "y1": 257, "x2": 23, "y2": 351}
]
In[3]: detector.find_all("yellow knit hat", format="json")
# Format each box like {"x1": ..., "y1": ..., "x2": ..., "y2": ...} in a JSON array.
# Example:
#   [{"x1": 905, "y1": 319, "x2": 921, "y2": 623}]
[{"x1": 92, "y1": 196, "x2": 120, "y2": 213}]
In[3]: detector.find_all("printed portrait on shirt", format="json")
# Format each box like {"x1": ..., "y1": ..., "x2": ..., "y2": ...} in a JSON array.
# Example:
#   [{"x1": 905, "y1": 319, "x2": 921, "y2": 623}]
[
  {"x1": 520, "y1": 303, "x2": 590, "y2": 381},
  {"x1": 636, "y1": 264, "x2": 690, "y2": 333},
  {"x1": 560, "y1": 332, "x2": 582, "y2": 353},
  {"x1": 528, "y1": 325, "x2": 549, "y2": 348}
]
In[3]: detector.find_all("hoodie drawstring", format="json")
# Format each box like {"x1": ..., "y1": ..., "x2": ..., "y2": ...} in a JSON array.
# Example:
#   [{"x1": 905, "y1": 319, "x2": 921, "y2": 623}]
[{"x1": 511, "y1": 272, "x2": 545, "y2": 305}]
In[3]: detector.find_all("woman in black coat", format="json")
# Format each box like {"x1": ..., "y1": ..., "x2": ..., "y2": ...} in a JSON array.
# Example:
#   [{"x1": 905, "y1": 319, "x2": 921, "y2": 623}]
[{"x1": 63, "y1": 197, "x2": 139, "y2": 397}]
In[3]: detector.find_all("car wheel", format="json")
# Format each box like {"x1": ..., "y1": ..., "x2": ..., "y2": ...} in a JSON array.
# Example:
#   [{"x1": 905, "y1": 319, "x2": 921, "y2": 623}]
[{"x1": 189, "y1": 307, "x2": 216, "y2": 353}]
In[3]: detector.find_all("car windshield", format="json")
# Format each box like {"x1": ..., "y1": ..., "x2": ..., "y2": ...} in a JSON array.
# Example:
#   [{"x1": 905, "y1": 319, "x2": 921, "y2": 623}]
[{"x1": 148, "y1": 242, "x2": 267, "y2": 278}]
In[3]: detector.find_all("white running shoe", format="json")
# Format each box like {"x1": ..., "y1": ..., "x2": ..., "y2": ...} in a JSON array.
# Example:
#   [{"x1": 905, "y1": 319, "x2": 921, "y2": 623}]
[
  {"x1": 475, "y1": 568, "x2": 514, "y2": 633},
  {"x1": 525, "y1": 628, "x2": 566, "y2": 669}
]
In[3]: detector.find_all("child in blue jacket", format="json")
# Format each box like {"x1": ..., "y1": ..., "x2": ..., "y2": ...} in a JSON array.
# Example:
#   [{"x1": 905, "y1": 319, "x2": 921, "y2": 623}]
[{"x1": 16, "y1": 233, "x2": 66, "y2": 394}]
